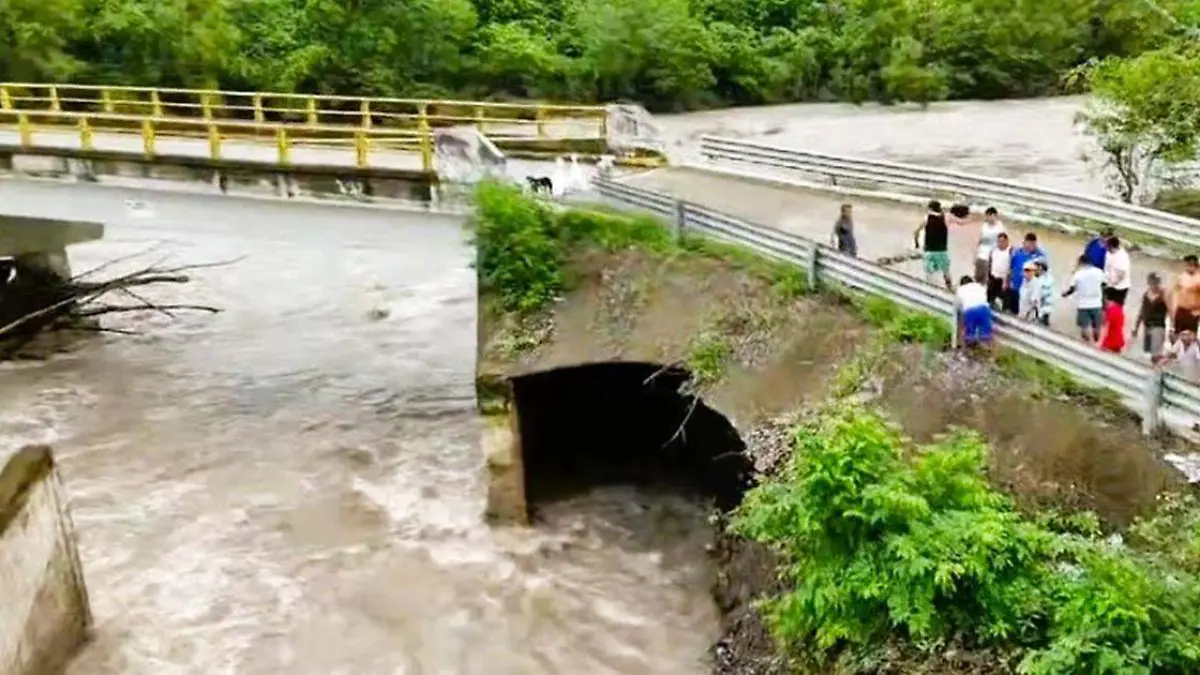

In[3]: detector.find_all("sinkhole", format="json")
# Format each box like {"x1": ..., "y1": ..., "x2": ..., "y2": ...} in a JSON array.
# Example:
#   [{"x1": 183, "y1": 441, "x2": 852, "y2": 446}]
[{"x1": 509, "y1": 361, "x2": 754, "y2": 517}]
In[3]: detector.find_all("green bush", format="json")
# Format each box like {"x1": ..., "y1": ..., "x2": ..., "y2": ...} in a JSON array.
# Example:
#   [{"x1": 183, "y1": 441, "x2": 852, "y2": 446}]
[
  {"x1": 471, "y1": 181, "x2": 565, "y2": 314},
  {"x1": 471, "y1": 182, "x2": 685, "y2": 315},
  {"x1": 472, "y1": 182, "x2": 817, "y2": 317},
  {"x1": 848, "y1": 294, "x2": 951, "y2": 348},
  {"x1": 1128, "y1": 492, "x2": 1200, "y2": 573},
  {"x1": 733, "y1": 404, "x2": 1200, "y2": 673}
]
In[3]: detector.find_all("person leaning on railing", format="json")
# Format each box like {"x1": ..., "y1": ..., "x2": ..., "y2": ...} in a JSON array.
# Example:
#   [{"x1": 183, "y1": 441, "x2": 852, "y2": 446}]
[{"x1": 955, "y1": 275, "x2": 993, "y2": 350}]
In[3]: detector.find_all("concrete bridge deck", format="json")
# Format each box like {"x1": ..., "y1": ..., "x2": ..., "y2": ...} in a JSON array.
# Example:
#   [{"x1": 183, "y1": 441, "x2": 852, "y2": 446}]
[{"x1": 624, "y1": 165, "x2": 1184, "y2": 350}]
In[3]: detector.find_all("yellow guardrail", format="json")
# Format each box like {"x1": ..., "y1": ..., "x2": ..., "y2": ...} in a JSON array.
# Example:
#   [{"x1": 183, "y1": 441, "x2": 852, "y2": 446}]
[
  {"x1": 0, "y1": 109, "x2": 441, "y2": 172},
  {"x1": 0, "y1": 83, "x2": 613, "y2": 173}
]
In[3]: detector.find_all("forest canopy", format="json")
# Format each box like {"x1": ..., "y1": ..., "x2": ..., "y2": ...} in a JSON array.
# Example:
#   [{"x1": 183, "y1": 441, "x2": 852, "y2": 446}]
[{"x1": 1, "y1": 0, "x2": 1197, "y2": 111}]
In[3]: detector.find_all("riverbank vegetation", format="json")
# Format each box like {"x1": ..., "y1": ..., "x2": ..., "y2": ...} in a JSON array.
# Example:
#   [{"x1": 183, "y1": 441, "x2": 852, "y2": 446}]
[
  {"x1": 3, "y1": 0, "x2": 1197, "y2": 111},
  {"x1": 734, "y1": 400, "x2": 1200, "y2": 672},
  {"x1": 475, "y1": 184, "x2": 1200, "y2": 673},
  {"x1": 1075, "y1": 40, "x2": 1200, "y2": 204}
]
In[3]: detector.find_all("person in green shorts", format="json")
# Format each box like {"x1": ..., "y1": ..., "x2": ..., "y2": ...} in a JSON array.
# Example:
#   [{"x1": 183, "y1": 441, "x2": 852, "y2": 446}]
[{"x1": 914, "y1": 200, "x2": 953, "y2": 290}]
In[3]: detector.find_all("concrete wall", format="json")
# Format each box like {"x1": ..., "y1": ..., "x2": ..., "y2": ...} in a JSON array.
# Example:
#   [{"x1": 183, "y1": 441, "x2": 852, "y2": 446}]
[{"x1": 0, "y1": 446, "x2": 91, "y2": 675}]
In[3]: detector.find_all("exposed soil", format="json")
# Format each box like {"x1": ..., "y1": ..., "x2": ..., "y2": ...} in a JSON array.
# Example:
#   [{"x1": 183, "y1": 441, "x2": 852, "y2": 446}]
[{"x1": 479, "y1": 246, "x2": 1193, "y2": 674}]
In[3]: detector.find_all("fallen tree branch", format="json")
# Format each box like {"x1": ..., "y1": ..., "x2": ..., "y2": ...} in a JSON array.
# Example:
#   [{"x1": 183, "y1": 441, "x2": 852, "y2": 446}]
[
  {"x1": 0, "y1": 255, "x2": 234, "y2": 347},
  {"x1": 79, "y1": 303, "x2": 222, "y2": 317}
]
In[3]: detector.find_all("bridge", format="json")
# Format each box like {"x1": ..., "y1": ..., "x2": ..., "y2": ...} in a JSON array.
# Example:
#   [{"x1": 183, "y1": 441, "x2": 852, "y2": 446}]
[
  {"x1": 0, "y1": 83, "x2": 666, "y2": 184},
  {"x1": 5, "y1": 86, "x2": 1200, "y2": 674}
]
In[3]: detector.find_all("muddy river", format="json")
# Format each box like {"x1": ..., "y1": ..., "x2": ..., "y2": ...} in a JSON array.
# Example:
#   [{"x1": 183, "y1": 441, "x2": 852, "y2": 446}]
[{"x1": 1, "y1": 97, "x2": 1097, "y2": 673}]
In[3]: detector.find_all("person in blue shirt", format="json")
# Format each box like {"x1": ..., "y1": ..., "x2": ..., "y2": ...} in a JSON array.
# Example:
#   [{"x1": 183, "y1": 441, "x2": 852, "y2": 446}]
[
  {"x1": 1008, "y1": 232, "x2": 1049, "y2": 313},
  {"x1": 1083, "y1": 229, "x2": 1111, "y2": 270}
]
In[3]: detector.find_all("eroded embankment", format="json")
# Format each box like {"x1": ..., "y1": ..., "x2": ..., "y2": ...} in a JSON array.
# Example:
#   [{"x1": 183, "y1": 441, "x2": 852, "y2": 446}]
[
  {"x1": 0, "y1": 446, "x2": 91, "y2": 675},
  {"x1": 478, "y1": 240, "x2": 1195, "y2": 674}
]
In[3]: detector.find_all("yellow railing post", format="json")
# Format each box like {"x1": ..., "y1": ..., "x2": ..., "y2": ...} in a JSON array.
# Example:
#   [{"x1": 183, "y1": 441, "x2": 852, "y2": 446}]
[
  {"x1": 360, "y1": 100, "x2": 371, "y2": 129},
  {"x1": 17, "y1": 114, "x2": 32, "y2": 147},
  {"x1": 201, "y1": 93, "x2": 213, "y2": 121},
  {"x1": 276, "y1": 127, "x2": 291, "y2": 165},
  {"x1": 355, "y1": 131, "x2": 369, "y2": 168},
  {"x1": 78, "y1": 117, "x2": 94, "y2": 151},
  {"x1": 598, "y1": 111, "x2": 607, "y2": 138},
  {"x1": 253, "y1": 95, "x2": 264, "y2": 123},
  {"x1": 535, "y1": 107, "x2": 547, "y2": 137},
  {"x1": 101, "y1": 89, "x2": 114, "y2": 113},
  {"x1": 151, "y1": 90, "x2": 163, "y2": 117},
  {"x1": 306, "y1": 97, "x2": 317, "y2": 126},
  {"x1": 419, "y1": 130, "x2": 433, "y2": 174},
  {"x1": 474, "y1": 106, "x2": 485, "y2": 132},
  {"x1": 207, "y1": 123, "x2": 221, "y2": 160},
  {"x1": 417, "y1": 103, "x2": 429, "y2": 134},
  {"x1": 48, "y1": 86, "x2": 61, "y2": 114},
  {"x1": 0, "y1": 86, "x2": 12, "y2": 110},
  {"x1": 141, "y1": 119, "x2": 156, "y2": 157}
]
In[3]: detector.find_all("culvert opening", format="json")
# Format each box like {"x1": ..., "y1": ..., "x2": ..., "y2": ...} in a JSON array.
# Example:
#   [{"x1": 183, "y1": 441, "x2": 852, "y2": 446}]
[{"x1": 511, "y1": 362, "x2": 754, "y2": 515}]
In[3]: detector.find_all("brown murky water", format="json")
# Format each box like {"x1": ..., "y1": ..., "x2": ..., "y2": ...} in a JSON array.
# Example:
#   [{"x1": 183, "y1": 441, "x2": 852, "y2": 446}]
[
  {"x1": 0, "y1": 182, "x2": 716, "y2": 674},
  {"x1": 1, "y1": 97, "x2": 1104, "y2": 673}
]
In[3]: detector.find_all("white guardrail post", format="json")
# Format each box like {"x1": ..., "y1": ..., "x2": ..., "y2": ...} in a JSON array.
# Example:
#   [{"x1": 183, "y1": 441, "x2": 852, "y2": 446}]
[
  {"x1": 1143, "y1": 369, "x2": 1164, "y2": 435},
  {"x1": 589, "y1": 176, "x2": 1200, "y2": 436}
]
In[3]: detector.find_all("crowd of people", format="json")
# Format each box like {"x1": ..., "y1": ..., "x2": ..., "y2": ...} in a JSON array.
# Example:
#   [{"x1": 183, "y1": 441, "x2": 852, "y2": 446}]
[{"x1": 831, "y1": 200, "x2": 1200, "y2": 381}]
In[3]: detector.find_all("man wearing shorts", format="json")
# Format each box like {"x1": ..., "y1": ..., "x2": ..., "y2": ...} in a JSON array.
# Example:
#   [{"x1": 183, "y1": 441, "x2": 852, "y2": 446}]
[
  {"x1": 1062, "y1": 254, "x2": 1105, "y2": 344},
  {"x1": 956, "y1": 275, "x2": 993, "y2": 348},
  {"x1": 1171, "y1": 255, "x2": 1200, "y2": 337},
  {"x1": 914, "y1": 200, "x2": 952, "y2": 290}
]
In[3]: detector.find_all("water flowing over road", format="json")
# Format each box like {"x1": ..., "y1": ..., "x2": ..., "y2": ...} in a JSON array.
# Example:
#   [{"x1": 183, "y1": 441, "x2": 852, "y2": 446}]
[{"x1": 1, "y1": 96, "x2": 1105, "y2": 673}]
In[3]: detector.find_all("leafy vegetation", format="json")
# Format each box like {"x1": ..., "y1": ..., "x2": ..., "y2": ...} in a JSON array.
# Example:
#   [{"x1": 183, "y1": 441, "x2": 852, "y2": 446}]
[
  {"x1": 472, "y1": 181, "x2": 811, "y2": 317},
  {"x1": 1075, "y1": 39, "x2": 1200, "y2": 203},
  {"x1": 733, "y1": 402, "x2": 1200, "y2": 673},
  {"x1": 2, "y1": 0, "x2": 1197, "y2": 111}
]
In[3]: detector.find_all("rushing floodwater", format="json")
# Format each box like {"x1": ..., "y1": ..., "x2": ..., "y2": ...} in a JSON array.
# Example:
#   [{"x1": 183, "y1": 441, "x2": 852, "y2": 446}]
[
  {"x1": 2, "y1": 97, "x2": 1102, "y2": 673},
  {"x1": 0, "y1": 183, "x2": 717, "y2": 674}
]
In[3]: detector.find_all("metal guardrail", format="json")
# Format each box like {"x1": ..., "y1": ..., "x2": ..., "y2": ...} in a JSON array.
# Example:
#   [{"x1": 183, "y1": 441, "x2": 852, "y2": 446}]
[
  {"x1": 0, "y1": 84, "x2": 619, "y2": 173},
  {"x1": 700, "y1": 135, "x2": 1200, "y2": 250},
  {"x1": 594, "y1": 177, "x2": 1200, "y2": 435},
  {"x1": 0, "y1": 83, "x2": 606, "y2": 131},
  {"x1": 0, "y1": 109, "x2": 438, "y2": 171}
]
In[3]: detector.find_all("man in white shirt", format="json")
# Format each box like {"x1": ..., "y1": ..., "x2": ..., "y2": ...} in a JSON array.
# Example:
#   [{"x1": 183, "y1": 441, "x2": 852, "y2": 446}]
[
  {"x1": 974, "y1": 207, "x2": 1006, "y2": 282},
  {"x1": 1162, "y1": 330, "x2": 1200, "y2": 381},
  {"x1": 955, "y1": 275, "x2": 993, "y2": 348},
  {"x1": 1062, "y1": 254, "x2": 1105, "y2": 344},
  {"x1": 1103, "y1": 236, "x2": 1132, "y2": 307},
  {"x1": 987, "y1": 232, "x2": 1013, "y2": 311}
]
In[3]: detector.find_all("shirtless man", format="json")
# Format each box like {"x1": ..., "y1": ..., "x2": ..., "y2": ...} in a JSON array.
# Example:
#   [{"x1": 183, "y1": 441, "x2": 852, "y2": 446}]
[{"x1": 1170, "y1": 255, "x2": 1200, "y2": 338}]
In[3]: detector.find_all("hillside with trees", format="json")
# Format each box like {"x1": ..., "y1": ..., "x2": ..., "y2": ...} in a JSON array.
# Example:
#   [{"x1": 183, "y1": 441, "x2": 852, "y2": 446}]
[{"x1": 1, "y1": 0, "x2": 1197, "y2": 111}]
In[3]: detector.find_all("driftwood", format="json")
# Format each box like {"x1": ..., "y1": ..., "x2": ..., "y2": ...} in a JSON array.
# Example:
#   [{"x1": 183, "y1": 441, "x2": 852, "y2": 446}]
[{"x1": 0, "y1": 254, "x2": 235, "y2": 357}]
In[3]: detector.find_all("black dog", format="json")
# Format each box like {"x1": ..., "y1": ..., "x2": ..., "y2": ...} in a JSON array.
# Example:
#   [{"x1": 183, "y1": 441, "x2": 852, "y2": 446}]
[{"x1": 526, "y1": 176, "x2": 553, "y2": 195}]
